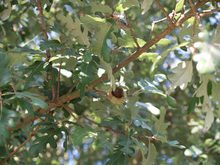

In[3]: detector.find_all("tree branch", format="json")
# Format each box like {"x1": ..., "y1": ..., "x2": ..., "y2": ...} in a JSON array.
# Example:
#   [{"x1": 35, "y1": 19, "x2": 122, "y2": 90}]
[
  {"x1": 6, "y1": 126, "x2": 40, "y2": 159},
  {"x1": 155, "y1": 0, "x2": 174, "y2": 25},
  {"x1": 36, "y1": 0, "x2": 57, "y2": 101}
]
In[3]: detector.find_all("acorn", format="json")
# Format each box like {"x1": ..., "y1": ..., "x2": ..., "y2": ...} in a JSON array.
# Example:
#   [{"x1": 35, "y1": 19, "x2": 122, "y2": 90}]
[{"x1": 107, "y1": 87, "x2": 125, "y2": 105}]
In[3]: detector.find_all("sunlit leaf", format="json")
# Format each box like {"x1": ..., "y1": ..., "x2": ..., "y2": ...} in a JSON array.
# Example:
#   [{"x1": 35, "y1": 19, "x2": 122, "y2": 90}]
[
  {"x1": 136, "y1": 102, "x2": 160, "y2": 115},
  {"x1": 0, "y1": 0, "x2": 11, "y2": 21},
  {"x1": 168, "y1": 60, "x2": 193, "y2": 91},
  {"x1": 138, "y1": 52, "x2": 158, "y2": 61},
  {"x1": 175, "y1": 0, "x2": 185, "y2": 13},
  {"x1": 193, "y1": 43, "x2": 220, "y2": 74},
  {"x1": 57, "y1": 13, "x2": 90, "y2": 46}
]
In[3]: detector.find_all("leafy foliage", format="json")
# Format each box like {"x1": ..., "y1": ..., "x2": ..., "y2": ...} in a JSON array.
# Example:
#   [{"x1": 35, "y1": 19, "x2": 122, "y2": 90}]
[{"x1": 0, "y1": 0, "x2": 220, "y2": 165}]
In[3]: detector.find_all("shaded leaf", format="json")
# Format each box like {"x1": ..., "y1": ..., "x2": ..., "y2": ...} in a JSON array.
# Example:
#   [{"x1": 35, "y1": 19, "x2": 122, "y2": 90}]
[
  {"x1": 141, "y1": 0, "x2": 153, "y2": 15},
  {"x1": 166, "y1": 95, "x2": 177, "y2": 108},
  {"x1": 138, "y1": 79, "x2": 166, "y2": 97},
  {"x1": 167, "y1": 140, "x2": 185, "y2": 149},
  {"x1": 146, "y1": 142, "x2": 157, "y2": 165},
  {"x1": 14, "y1": 92, "x2": 48, "y2": 109},
  {"x1": 154, "y1": 108, "x2": 168, "y2": 142},
  {"x1": 203, "y1": 110, "x2": 214, "y2": 132}
]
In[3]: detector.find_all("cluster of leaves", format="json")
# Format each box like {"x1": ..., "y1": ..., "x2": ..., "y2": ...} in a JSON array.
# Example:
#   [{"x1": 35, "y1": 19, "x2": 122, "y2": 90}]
[{"x1": 0, "y1": 0, "x2": 220, "y2": 165}]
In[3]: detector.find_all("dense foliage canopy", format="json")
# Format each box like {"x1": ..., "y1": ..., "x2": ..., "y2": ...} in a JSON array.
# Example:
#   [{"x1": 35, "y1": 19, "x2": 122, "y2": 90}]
[{"x1": 0, "y1": 0, "x2": 220, "y2": 164}]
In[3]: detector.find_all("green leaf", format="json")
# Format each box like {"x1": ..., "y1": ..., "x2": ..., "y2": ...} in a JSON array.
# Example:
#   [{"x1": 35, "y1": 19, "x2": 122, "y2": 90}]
[
  {"x1": 136, "y1": 102, "x2": 160, "y2": 115},
  {"x1": 71, "y1": 126, "x2": 94, "y2": 145},
  {"x1": 204, "y1": 110, "x2": 214, "y2": 132},
  {"x1": 17, "y1": 99, "x2": 34, "y2": 115},
  {"x1": 175, "y1": 0, "x2": 185, "y2": 13},
  {"x1": 168, "y1": 60, "x2": 193, "y2": 91},
  {"x1": 151, "y1": 42, "x2": 189, "y2": 72},
  {"x1": 138, "y1": 79, "x2": 166, "y2": 97},
  {"x1": 187, "y1": 97, "x2": 198, "y2": 113},
  {"x1": 184, "y1": 145, "x2": 202, "y2": 157},
  {"x1": 14, "y1": 92, "x2": 48, "y2": 109},
  {"x1": 194, "y1": 75, "x2": 214, "y2": 97},
  {"x1": 40, "y1": 40, "x2": 63, "y2": 51},
  {"x1": 56, "y1": 13, "x2": 90, "y2": 46},
  {"x1": 48, "y1": 137, "x2": 57, "y2": 149},
  {"x1": 29, "y1": 143, "x2": 45, "y2": 157},
  {"x1": 107, "y1": 150, "x2": 129, "y2": 165},
  {"x1": 213, "y1": 25, "x2": 220, "y2": 44},
  {"x1": 167, "y1": 140, "x2": 185, "y2": 149},
  {"x1": 141, "y1": 0, "x2": 154, "y2": 15},
  {"x1": 0, "y1": 0, "x2": 11, "y2": 21},
  {"x1": 81, "y1": 15, "x2": 112, "y2": 58},
  {"x1": 154, "y1": 108, "x2": 168, "y2": 142},
  {"x1": 156, "y1": 38, "x2": 173, "y2": 47},
  {"x1": 212, "y1": 82, "x2": 220, "y2": 102},
  {"x1": 193, "y1": 43, "x2": 220, "y2": 74},
  {"x1": 91, "y1": 2, "x2": 112, "y2": 14},
  {"x1": 119, "y1": 136, "x2": 134, "y2": 156},
  {"x1": 0, "y1": 145, "x2": 8, "y2": 158},
  {"x1": 166, "y1": 95, "x2": 177, "y2": 108},
  {"x1": 122, "y1": 0, "x2": 140, "y2": 8},
  {"x1": 146, "y1": 143, "x2": 157, "y2": 165},
  {"x1": 138, "y1": 52, "x2": 158, "y2": 61},
  {"x1": 0, "y1": 69, "x2": 11, "y2": 87},
  {"x1": 118, "y1": 35, "x2": 146, "y2": 48},
  {"x1": 0, "y1": 122, "x2": 9, "y2": 141},
  {"x1": 132, "y1": 138, "x2": 148, "y2": 165}
]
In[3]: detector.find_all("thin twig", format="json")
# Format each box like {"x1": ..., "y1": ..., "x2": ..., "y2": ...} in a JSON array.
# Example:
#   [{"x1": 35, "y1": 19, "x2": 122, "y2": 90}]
[
  {"x1": 155, "y1": 0, "x2": 174, "y2": 26},
  {"x1": 125, "y1": 15, "x2": 140, "y2": 49},
  {"x1": 36, "y1": 0, "x2": 56, "y2": 100},
  {"x1": 151, "y1": 17, "x2": 167, "y2": 32},
  {"x1": 7, "y1": 126, "x2": 40, "y2": 159},
  {"x1": 57, "y1": 62, "x2": 62, "y2": 99},
  {"x1": 35, "y1": 0, "x2": 48, "y2": 40},
  {"x1": 189, "y1": 0, "x2": 200, "y2": 36},
  {"x1": 63, "y1": 105, "x2": 78, "y2": 120}
]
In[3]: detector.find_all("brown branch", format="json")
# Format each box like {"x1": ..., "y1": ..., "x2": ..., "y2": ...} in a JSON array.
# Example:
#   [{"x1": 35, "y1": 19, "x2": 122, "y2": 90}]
[
  {"x1": 57, "y1": 62, "x2": 62, "y2": 99},
  {"x1": 125, "y1": 15, "x2": 140, "y2": 49},
  {"x1": 6, "y1": 126, "x2": 40, "y2": 159},
  {"x1": 0, "y1": 89, "x2": 2, "y2": 111},
  {"x1": 9, "y1": 0, "x2": 213, "y2": 132},
  {"x1": 189, "y1": 0, "x2": 200, "y2": 36},
  {"x1": 36, "y1": 0, "x2": 48, "y2": 40},
  {"x1": 63, "y1": 105, "x2": 78, "y2": 120},
  {"x1": 36, "y1": 0, "x2": 57, "y2": 101}
]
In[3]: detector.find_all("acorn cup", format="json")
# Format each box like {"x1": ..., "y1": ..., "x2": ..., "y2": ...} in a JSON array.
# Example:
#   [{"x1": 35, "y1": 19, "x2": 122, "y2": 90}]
[{"x1": 107, "y1": 87, "x2": 125, "y2": 105}]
